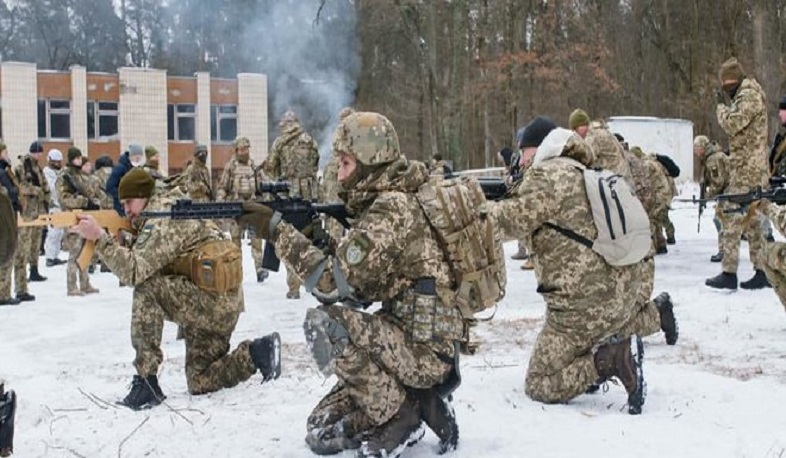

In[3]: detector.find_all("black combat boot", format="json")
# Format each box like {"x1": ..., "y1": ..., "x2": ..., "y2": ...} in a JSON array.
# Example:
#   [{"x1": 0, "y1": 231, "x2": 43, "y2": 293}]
[
  {"x1": 0, "y1": 298, "x2": 20, "y2": 306},
  {"x1": 710, "y1": 252, "x2": 723, "y2": 263},
  {"x1": 0, "y1": 383, "x2": 16, "y2": 458},
  {"x1": 28, "y1": 266, "x2": 47, "y2": 282},
  {"x1": 655, "y1": 246, "x2": 668, "y2": 255},
  {"x1": 306, "y1": 412, "x2": 366, "y2": 455},
  {"x1": 45, "y1": 258, "x2": 66, "y2": 267},
  {"x1": 15, "y1": 293, "x2": 35, "y2": 302},
  {"x1": 594, "y1": 335, "x2": 646, "y2": 415},
  {"x1": 705, "y1": 272, "x2": 737, "y2": 290},
  {"x1": 250, "y1": 332, "x2": 281, "y2": 382},
  {"x1": 118, "y1": 375, "x2": 166, "y2": 410},
  {"x1": 413, "y1": 389, "x2": 459, "y2": 454},
  {"x1": 653, "y1": 292, "x2": 678, "y2": 345},
  {"x1": 740, "y1": 270, "x2": 771, "y2": 290},
  {"x1": 256, "y1": 269, "x2": 269, "y2": 283},
  {"x1": 510, "y1": 250, "x2": 528, "y2": 261},
  {"x1": 357, "y1": 395, "x2": 424, "y2": 458},
  {"x1": 666, "y1": 236, "x2": 676, "y2": 245}
]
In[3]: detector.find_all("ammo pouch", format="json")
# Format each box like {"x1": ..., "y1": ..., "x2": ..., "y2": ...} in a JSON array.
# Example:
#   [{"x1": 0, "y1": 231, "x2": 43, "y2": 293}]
[
  {"x1": 169, "y1": 240, "x2": 243, "y2": 293},
  {"x1": 392, "y1": 278, "x2": 464, "y2": 344}
]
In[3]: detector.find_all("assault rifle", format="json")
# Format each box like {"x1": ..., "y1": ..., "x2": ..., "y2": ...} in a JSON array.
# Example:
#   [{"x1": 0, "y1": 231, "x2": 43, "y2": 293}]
[
  {"x1": 676, "y1": 176, "x2": 786, "y2": 211},
  {"x1": 474, "y1": 175, "x2": 522, "y2": 201},
  {"x1": 698, "y1": 182, "x2": 706, "y2": 233},
  {"x1": 141, "y1": 182, "x2": 352, "y2": 272},
  {"x1": 63, "y1": 174, "x2": 100, "y2": 210},
  {"x1": 17, "y1": 210, "x2": 131, "y2": 270}
]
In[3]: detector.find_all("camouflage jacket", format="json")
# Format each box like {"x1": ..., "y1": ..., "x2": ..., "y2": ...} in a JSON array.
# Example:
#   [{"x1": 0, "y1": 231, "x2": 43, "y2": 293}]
[
  {"x1": 57, "y1": 165, "x2": 105, "y2": 211},
  {"x1": 182, "y1": 160, "x2": 213, "y2": 202},
  {"x1": 488, "y1": 131, "x2": 637, "y2": 331},
  {"x1": 94, "y1": 167, "x2": 115, "y2": 209},
  {"x1": 217, "y1": 155, "x2": 257, "y2": 201},
  {"x1": 770, "y1": 126, "x2": 786, "y2": 178},
  {"x1": 14, "y1": 154, "x2": 49, "y2": 219},
  {"x1": 625, "y1": 151, "x2": 655, "y2": 215},
  {"x1": 144, "y1": 164, "x2": 165, "y2": 181},
  {"x1": 265, "y1": 123, "x2": 319, "y2": 200},
  {"x1": 645, "y1": 156, "x2": 674, "y2": 213},
  {"x1": 716, "y1": 77, "x2": 769, "y2": 191},
  {"x1": 586, "y1": 120, "x2": 634, "y2": 185},
  {"x1": 321, "y1": 156, "x2": 340, "y2": 202},
  {"x1": 702, "y1": 143, "x2": 729, "y2": 198},
  {"x1": 96, "y1": 188, "x2": 235, "y2": 298},
  {"x1": 272, "y1": 157, "x2": 457, "y2": 355}
]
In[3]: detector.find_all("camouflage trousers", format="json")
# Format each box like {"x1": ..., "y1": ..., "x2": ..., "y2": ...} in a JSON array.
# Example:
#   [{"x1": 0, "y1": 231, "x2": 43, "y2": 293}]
[
  {"x1": 307, "y1": 381, "x2": 376, "y2": 451},
  {"x1": 0, "y1": 231, "x2": 26, "y2": 299},
  {"x1": 11, "y1": 227, "x2": 36, "y2": 294},
  {"x1": 664, "y1": 213, "x2": 675, "y2": 239},
  {"x1": 714, "y1": 213, "x2": 723, "y2": 252},
  {"x1": 651, "y1": 206, "x2": 669, "y2": 250},
  {"x1": 619, "y1": 259, "x2": 661, "y2": 339},
  {"x1": 228, "y1": 220, "x2": 264, "y2": 273},
  {"x1": 286, "y1": 265, "x2": 301, "y2": 294},
  {"x1": 719, "y1": 206, "x2": 765, "y2": 273},
  {"x1": 131, "y1": 275, "x2": 256, "y2": 395},
  {"x1": 65, "y1": 234, "x2": 93, "y2": 293},
  {"x1": 313, "y1": 305, "x2": 451, "y2": 425},
  {"x1": 763, "y1": 242, "x2": 786, "y2": 315},
  {"x1": 525, "y1": 294, "x2": 632, "y2": 404},
  {"x1": 26, "y1": 226, "x2": 42, "y2": 268}
]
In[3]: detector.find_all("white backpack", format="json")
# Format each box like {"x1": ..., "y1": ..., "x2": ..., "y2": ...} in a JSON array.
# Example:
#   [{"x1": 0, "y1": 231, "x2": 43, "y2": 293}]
[{"x1": 547, "y1": 158, "x2": 652, "y2": 266}]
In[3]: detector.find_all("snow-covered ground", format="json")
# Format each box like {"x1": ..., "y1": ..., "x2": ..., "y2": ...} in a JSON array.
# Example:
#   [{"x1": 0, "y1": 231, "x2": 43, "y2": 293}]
[{"x1": 3, "y1": 188, "x2": 786, "y2": 457}]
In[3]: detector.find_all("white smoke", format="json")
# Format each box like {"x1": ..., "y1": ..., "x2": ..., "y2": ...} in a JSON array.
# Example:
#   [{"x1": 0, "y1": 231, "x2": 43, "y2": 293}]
[{"x1": 242, "y1": 0, "x2": 359, "y2": 167}]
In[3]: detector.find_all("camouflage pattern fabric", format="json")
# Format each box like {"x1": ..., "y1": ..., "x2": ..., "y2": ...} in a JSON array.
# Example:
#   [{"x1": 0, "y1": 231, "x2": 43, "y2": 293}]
[
  {"x1": 645, "y1": 157, "x2": 675, "y2": 251},
  {"x1": 760, "y1": 201, "x2": 786, "y2": 312},
  {"x1": 306, "y1": 381, "x2": 375, "y2": 452},
  {"x1": 181, "y1": 160, "x2": 213, "y2": 202},
  {"x1": 58, "y1": 165, "x2": 106, "y2": 293},
  {"x1": 95, "y1": 189, "x2": 255, "y2": 394},
  {"x1": 703, "y1": 143, "x2": 729, "y2": 198},
  {"x1": 143, "y1": 164, "x2": 165, "y2": 181},
  {"x1": 585, "y1": 120, "x2": 634, "y2": 184},
  {"x1": 618, "y1": 258, "x2": 661, "y2": 339},
  {"x1": 15, "y1": 154, "x2": 49, "y2": 270},
  {"x1": 94, "y1": 167, "x2": 115, "y2": 209},
  {"x1": 321, "y1": 156, "x2": 344, "y2": 241},
  {"x1": 716, "y1": 77, "x2": 769, "y2": 273},
  {"x1": 12, "y1": 228, "x2": 32, "y2": 294},
  {"x1": 271, "y1": 157, "x2": 459, "y2": 426},
  {"x1": 0, "y1": 188, "x2": 15, "y2": 268},
  {"x1": 488, "y1": 132, "x2": 638, "y2": 403},
  {"x1": 217, "y1": 155, "x2": 263, "y2": 273}
]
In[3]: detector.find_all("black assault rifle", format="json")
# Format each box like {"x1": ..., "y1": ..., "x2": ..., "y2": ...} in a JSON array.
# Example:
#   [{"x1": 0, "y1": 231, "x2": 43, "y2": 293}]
[
  {"x1": 676, "y1": 176, "x2": 786, "y2": 214},
  {"x1": 141, "y1": 182, "x2": 352, "y2": 272}
]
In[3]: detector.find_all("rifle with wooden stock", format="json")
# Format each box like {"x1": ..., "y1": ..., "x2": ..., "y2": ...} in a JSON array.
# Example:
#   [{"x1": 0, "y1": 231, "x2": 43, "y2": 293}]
[{"x1": 17, "y1": 210, "x2": 132, "y2": 270}]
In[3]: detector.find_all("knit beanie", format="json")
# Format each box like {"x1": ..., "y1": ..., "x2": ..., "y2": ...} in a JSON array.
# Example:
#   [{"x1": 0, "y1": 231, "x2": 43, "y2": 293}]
[
  {"x1": 118, "y1": 168, "x2": 155, "y2": 200},
  {"x1": 718, "y1": 57, "x2": 744, "y2": 82},
  {"x1": 29, "y1": 141, "x2": 44, "y2": 153},
  {"x1": 67, "y1": 146, "x2": 82, "y2": 164},
  {"x1": 569, "y1": 109, "x2": 590, "y2": 130},
  {"x1": 519, "y1": 117, "x2": 557, "y2": 148},
  {"x1": 145, "y1": 146, "x2": 159, "y2": 160},
  {"x1": 693, "y1": 135, "x2": 710, "y2": 149}
]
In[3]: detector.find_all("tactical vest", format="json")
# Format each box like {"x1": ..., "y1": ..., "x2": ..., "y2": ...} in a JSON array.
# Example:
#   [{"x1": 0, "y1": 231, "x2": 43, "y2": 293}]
[{"x1": 231, "y1": 160, "x2": 257, "y2": 200}]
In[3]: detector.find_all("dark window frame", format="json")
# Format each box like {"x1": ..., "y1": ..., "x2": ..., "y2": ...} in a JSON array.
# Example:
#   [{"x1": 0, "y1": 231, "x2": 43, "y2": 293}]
[
  {"x1": 38, "y1": 98, "x2": 72, "y2": 141},
  {"x1": 210, "y1": 104, "x2": 238, "y2": 143},
  {"x1": 168, "y1": 103, "x2": 197, "y2": 142},
  {"x1": 87, "y1": 100, "x2": 119, "y2": 140}
]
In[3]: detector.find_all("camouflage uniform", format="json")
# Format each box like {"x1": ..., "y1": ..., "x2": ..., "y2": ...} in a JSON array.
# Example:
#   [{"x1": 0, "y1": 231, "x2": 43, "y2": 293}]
[
  {"x1": 700, "y1": 140, "x2": 730, "y2": 255},
  {"x1": 759, "y1": 201, "x2": 786, "y2": 312},
  {"x1": 14, "y1": 154, "x2": 49, "y2": 289},
  {"x1": 0, "y1": 160, "x2": 22, "y2": 301},
  {"x1": 643, "y1": 155, "x2": 676, "y2": 252},
  {"x1": 770, "y1": 125, "x2": 786, "y2": 178},
  {"x1": 586, "y1": 131, "x2": 663, "y2": 341},
  {"x1": 181, "y1": 159, "x2": 213, "y2": 202},
  {"x1": 217, "y1": 138, "x2": 264, "y2": 276},
  {"x1": 58, "y1": 163, "x2": 105, "y2": 294},
  {"x1": 716, "y1": 77, "x2": 769, "y2": 274},
  {"x1": 322, "y1": 108, "x2": 356, "y2": 242},
  {"x1": 93, "y1": 166, "x2": 115, "y2": 209},
  {"x1": 265, "y1": 113, "x2": 320, "y2": 297},
  {"x1": 489, "y1": 131, "x2": 638, "y2": 403},
  {"x1": 270, "y1": 113, "x2": 461, "y2": 454},
  {"x1": 95, "y1": 188, "x2": 258, "y2": 394}
]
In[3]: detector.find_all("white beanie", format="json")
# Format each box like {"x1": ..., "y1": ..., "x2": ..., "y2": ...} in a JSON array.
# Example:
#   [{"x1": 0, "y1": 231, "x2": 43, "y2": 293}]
[{"x1": 48, "y1": 149, "x2": 63, "y2": 161}]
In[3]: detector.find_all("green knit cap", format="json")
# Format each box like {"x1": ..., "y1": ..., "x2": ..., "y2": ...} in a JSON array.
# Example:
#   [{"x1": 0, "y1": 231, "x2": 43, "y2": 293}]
[
  {"x1": 145, "y1": 146, "x2": 159, "y2": 160},
  {"x1": 569, "y1": 109, "x2": 590, "y2": 130},
  {"x1": 67, "y1": 146, "x2": 82, "y2": 164},
  {"x1": 118, "y1": 168, "x2": 155, "y2": 200}
]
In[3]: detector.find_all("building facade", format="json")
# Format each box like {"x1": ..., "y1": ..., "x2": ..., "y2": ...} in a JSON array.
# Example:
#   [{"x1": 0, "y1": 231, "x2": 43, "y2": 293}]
[{"x1": 0, "y1": 62, "x2": 268, "y2": 179}]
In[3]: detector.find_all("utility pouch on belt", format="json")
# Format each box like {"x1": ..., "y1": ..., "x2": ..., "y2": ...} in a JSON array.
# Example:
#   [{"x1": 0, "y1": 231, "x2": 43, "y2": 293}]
[
  {"x1": 412, "y1": 278, "x2": 438, "y2": 343},
  {"x1": 171, "y1": 240, "x2": 242, "y2": 293}
]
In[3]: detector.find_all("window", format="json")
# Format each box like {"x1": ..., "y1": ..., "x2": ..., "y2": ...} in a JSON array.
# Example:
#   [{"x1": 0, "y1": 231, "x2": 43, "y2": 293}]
[
  {"x1": 87, "y1": 101, "x2": 119, "y2": 140},
  {"x1": 167, "y1": 103, "x2": 196, "y2": 141},
  {"x1": 210, "y1": 104, "x2": 237, "y2": 143},
  {"x1": 38, "y1": 99, "x2": 71, "y2": 140}
]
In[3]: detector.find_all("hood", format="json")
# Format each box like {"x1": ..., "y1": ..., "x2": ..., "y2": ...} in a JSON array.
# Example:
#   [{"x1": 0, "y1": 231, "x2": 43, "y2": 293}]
[
  {"x1": 280, "y1": 122, "x2": 304, "y2": 140},
  {"x1": 532, "y1": 128, "x2": 596, "y2": 168},
  {"x1": 340, "y1": 157, "x2": 428, "y2": 214},
  {"x1": 738, "y1": 77, "x2": 766, "y2": 102},
  {"x1": 0, "y1": 158, "x2": 10, "y2": 170},
  {"x1": 119, "y1": 153, "x2": 132, "y2": 168}
]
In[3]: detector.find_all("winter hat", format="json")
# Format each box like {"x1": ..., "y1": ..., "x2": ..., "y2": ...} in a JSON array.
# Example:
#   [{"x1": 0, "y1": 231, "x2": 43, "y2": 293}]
[
  {"x1": 29, "y1": 141, "x2": 44, "y2": 153},
  {"x1": 127, "y1": 144, "x2": 144, "y2": 158},
  {"x1": 718, "y1": 57, "x2": 744, "y2": 82},
  {"x1": 118, "y1": 168, "x2": 155, "y2": 200},
  {"x1": 693, "y1": 135, "x2": 710, "y2": 149},
  {"x1": 568, "y1": 109, "x2": 590, "y2": 130},
  {"x1": 498, "y1": 147, "x2": 514, "y2": 167},
  {"x1": 145, "y1": 146, "x2": 159, "y2": 160},
  {"x1": 95, "y1": 155, "x2": 114, "y2": 170},
  {"x1": 519, "y1": 117, "x2": 557, "y2": 148},
  {"x1": 66, "y1": 147, "x2": 82, "y2": 164},
  {"x1": 47, "y1": 149, "x2": 63, "y2": 161}
]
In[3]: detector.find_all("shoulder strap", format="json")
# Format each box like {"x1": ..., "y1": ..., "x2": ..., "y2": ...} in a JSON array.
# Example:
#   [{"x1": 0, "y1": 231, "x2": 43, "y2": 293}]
[{"x1": 542, "y1": 222, "x2": 593, "y2": 249}]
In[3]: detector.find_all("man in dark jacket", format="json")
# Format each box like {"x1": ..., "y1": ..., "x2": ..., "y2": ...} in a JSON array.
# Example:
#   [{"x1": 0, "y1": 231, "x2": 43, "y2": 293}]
[{"x1": 106, "y1": 144, "x2": 144, "y2": 215}]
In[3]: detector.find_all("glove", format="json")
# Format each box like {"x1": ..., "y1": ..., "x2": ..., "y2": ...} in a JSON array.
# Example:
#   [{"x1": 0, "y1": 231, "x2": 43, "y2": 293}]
[
  {"x1": 86, "y1": 200, "x2": 101, "y2": 211},
  {"x1": 715, "y1": 89, "x2": 730, "y2": 105},
  {"x1": 237, "y1": 202, "x2": 277, "y2": 240}
]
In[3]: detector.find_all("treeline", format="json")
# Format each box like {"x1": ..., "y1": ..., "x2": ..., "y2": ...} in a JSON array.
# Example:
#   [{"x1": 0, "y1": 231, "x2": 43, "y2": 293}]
[{"x1": 2, "y1": 0, "x2": 784, "y2": 168}]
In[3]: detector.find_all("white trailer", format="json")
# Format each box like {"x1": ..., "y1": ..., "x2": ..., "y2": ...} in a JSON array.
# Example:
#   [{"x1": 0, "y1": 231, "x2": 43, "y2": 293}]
[{"x1": 607, "y1": 116, "x2": 694, "y2": 183}]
